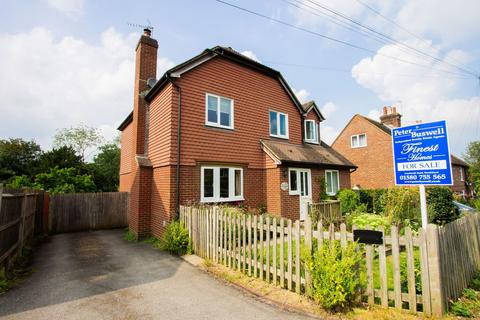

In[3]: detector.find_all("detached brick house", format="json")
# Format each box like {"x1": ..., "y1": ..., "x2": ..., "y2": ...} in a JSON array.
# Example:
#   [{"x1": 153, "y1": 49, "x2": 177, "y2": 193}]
[
  {"x1": 118, "y1": 30, "x2": 355, "y2": 238},
  {"x1": 332, "y1": 107, "x2": 471, "y2": 196}
]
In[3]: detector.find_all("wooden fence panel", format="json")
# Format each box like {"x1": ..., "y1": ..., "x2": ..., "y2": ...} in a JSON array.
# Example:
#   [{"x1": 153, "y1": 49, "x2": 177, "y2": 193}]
[
  {"x1": 179, "y1": 205, "x2": 480, "y2": 316},
  {"x1": 49, "y1": 192, "x2": 129, "y2": 233}
]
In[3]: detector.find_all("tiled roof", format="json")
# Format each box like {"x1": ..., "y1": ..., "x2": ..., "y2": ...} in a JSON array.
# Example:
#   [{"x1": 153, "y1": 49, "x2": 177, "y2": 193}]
[
  {"x1": 451, "y1": 155, "x2": 468, "y2": 167},
  {"x1": 261, "y1": 139, "x2": 356, "y2": 168}
]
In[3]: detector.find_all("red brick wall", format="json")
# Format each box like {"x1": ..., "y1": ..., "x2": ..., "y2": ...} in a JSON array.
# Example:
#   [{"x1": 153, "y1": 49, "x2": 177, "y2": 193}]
[
  {"x1": 167, "y1": 56, "x2": 303, "y2": 169},
  {"x1": 451, "y1": 164, "x2": 468, "y2": 194},
  {"x1": 332, "y1": 115, "x2": 394, "y2": 189},
  {"x1": 150, "y1": 165, "x2": 175, "y2": 237},
  {"x1": 119, "y1": 122, "x2": 133, "y2": 192}
]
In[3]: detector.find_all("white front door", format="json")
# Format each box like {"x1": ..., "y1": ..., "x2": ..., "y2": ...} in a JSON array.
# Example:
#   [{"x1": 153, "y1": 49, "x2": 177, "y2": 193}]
[{"x1": 298, "y1": 169, "x2": 312, "y2": 221}]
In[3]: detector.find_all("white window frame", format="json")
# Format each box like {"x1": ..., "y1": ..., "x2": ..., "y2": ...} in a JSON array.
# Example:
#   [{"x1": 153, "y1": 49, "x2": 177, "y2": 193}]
[
  {"x1": 304, "y1": 120, "x2": 319, "y2": 144},
  {"x1": 269, "y1": 110, "x2": 289, "y2": 139},
  {"x1": 351, "y1": 133, "x2": 367, "y2": 148},
  {"x1": 459, "y1": 167, "x2": 464, "y2": 181},
  {"x1": 205, "y1": 93, "x2": 234, "y2": 130},
  {"x1": 200, "y1": 166, "x2": 244, "y2": 203},
  {"x1": 288, "y1": 168, "x2": 300, "y2": 195},
  {"x1": 325, "y1": 170, "x2": 340, "y2": 196}
]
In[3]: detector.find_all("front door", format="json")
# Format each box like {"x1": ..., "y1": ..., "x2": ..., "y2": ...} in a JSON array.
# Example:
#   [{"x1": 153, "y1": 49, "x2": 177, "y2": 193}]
[{"x1": 299, "y1": 169, "x2": 312, "y2": 221}]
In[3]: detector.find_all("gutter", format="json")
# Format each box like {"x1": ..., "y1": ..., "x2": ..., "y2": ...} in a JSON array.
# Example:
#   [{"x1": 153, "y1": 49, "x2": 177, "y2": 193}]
[{"x1": 167, "y1": 74, "x2": 182, "y2": 219}]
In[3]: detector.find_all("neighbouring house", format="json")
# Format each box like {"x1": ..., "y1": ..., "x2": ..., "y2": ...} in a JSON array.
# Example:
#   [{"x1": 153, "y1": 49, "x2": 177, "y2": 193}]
[
  {"x1": 331, "y1": 106, "x2": 472, "y2": 197},
  {"x1": 118, "y1": 30, "x2": 356, "y2": 238}
]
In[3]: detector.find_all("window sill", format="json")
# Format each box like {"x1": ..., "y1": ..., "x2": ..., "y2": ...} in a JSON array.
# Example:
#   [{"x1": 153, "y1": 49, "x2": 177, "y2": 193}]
[
  {"x1": 304, "y1": 140, "x2": 319, "y2": 145},
  {"x1": 204, "y1": 124, "x2": 235, "y2": 131},
  {"x1": 200, "y1": 197, "x2": 245, "y2": 203},
  {"x1": 270, "y1": 134, "x2": 289, "y2": 140},
  {"x1": 351, "y1": 145, "x2": 367, "y2": 149}
]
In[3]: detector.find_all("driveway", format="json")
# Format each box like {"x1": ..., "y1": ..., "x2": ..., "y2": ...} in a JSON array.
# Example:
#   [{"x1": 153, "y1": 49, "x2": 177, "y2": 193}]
[{"x1": 0, "y1": 229, "x2": 312, "y2": 320}]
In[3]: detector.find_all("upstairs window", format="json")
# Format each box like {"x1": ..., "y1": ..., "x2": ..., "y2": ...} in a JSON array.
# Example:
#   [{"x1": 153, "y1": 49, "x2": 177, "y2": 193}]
[
  {"x1": 201, "y1": 166, "x2": 243, "y2": 202},
  {"x1": 459, "y1": 167, "x2": 464, "y2": 181},
  {"x1": 351, "y1": 133, "x2": 367, "y2": 148},
  {"x1": 269, "y1": 111, "x2": 288, "y2": 139},
  {"x1": 206, "y1": 93, "x2": 234, "y2": 129},
  {"x1": 304, "y1": 120, "x2": 318, "y2": 143}
]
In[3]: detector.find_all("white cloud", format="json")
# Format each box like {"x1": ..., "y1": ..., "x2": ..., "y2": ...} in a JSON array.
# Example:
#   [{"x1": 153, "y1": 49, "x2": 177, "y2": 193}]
[
  {"x1": 0, "y1": 27, "x2": 175, "y2": 150},
  {"x1": 320, "y1": 124, "x2": 339, "y2": 145},
  {"x1": 351, "y1": 39, "x2": 480, "y2": 154},
  {"x1": 47, "y1": 0, "x2": 85, "y2": 18},
  {"x1": 292, "y1": 88, "x2": 309, "y2": 103},
  {"x1": 320, "y1": 101, "x2": 337, "y2": 119},
  {"x1": 240, "y1": 50, "x2": 261, "y2": 62},
  {"x1": 396, "y1": 0, "x2": 480, "y2": 45}
]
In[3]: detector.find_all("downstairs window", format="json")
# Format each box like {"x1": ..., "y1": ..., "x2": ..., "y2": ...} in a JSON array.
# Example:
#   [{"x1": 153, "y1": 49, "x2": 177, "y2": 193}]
[{"x1": 201, "y1": 166, "x2": 243, "y2": 202}]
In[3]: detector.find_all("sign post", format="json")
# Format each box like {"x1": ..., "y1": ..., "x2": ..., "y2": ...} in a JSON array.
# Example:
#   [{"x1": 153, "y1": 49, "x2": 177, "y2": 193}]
[{"x1": 391, "y1": 120, "x2": 453, "y2": 229}]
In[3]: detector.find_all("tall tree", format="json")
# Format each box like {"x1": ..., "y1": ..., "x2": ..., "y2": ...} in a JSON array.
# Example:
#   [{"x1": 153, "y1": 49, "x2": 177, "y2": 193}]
[
  {"x1": 38, "y1": 146, "x2": 84, "y2": 173},
  {"x1": 90, "y1": 143, "x2": 120, "y2": 192},
  {"x1": 464, "y1": 140, "x2": 480, "y2": 194},
  {"x1": 0, "y1": 138, "x2": 41, "y2": 182},
  {"x1": 53, "y1": 124, "x2": 104, "y2": 161}
]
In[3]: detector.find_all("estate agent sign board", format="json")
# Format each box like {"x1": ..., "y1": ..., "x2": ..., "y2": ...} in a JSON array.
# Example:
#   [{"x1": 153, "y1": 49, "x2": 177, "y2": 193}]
[
  {"x1": 392, "y1": 120, "x2": 453, "y2": 186},
  {"x1": 391, "y1": 120, "x2": 453, "y2": 228}
]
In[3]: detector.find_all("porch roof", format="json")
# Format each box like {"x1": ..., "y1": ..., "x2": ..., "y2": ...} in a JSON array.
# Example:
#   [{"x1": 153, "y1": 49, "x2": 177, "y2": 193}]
[{"x1": 260, "y1": 139, "x2": 356, "y2": 169}]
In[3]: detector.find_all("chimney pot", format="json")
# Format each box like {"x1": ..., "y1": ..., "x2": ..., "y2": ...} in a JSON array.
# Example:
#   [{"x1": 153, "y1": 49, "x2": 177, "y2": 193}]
[
  {"x1": 143, "y1": 28, "x2": 151, "y2": 37},
  {"x1": 383, "y1": 106, "x2": 388, "y2": 115},
  {"x1": 392, "y1": 106, "x2": 397, "y2": 114}
]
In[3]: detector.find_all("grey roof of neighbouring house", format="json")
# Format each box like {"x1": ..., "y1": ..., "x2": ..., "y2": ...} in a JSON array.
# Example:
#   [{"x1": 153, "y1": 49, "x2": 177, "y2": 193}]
[{"x1": 261, "y1": 139, "x2": 356, "y2": 168}]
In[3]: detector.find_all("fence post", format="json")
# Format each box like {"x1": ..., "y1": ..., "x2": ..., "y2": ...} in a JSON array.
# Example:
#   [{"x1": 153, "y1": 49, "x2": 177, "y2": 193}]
[
  {"x1": 17, "y1": 189, "x2": 28, "y2": 255},
  {"x1": 426, "y1": 224, "x2": 445, "y2": 317}
]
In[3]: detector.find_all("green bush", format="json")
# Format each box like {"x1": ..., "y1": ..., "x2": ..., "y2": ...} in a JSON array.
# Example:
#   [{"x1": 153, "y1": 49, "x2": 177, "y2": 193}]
[
  {"x1": 382, "y1": 187, "x2": 420, "y2": 226},
  {"x1": 357, "y1": 189, "x2": 387, "y2": 214},
  {"x1": 305, "y1": 241, "x2": 364, "y2": 311},
  {"x1": 473, "y1": 198, "x2": 480, "y2": 211},
  {"x1": 161, "y1": 221, "x2": 191, "y2": 255},
  {"x1": 400, "y1": 253, "x2": 422, "y2": 294},
  {"x1": 351, "y1": 213, "x2": 390, "y2": 232},
  {"x1": 451, "y1": 300, "x2": 473, "y2": 317},
  {"x1": 337, "y1": 189, "x2": 360, "y2": 214},
  {"x1": 427, "y1": 187, "x2": 459, "y2": 225}
]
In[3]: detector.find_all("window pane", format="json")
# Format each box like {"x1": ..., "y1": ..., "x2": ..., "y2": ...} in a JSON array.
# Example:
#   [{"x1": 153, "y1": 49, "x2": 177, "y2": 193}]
[
  {"x1": 300, "y1": 171, "x2": 305, "y2": 196},
  {"x1": 326, "y1": 172, "x2": 332, "y2": 193},
  {"x1": 220, "y1": 98, "x2": 231, "y2": 127},
  {"x1": 359, "y1": 134, "x2": 366, "y2": 146},
  {"x1": 279, "y1": 113, "x2": 286, "y2": 136},
  {"x1": 220, "y1": 168, "x2": 229, "y2": 198},
  {"x1": 305, "y1": 172, "x2": 309, "y2": 196},
  {"x1": 290, "y1": 170, "x2": 297, "y2": 191},
  {"x1": 352, "y1": 135, "x2": 358, "y2": 147},
  {"x1": 269, "y1": 111, "x2": 277, "y2": 135},
  {"x1": 332, "y1": 172, "x2": 339, "y2": 194},
  {"x1": 306, "y1": 121, "x2": 313, "y2": 140},
  {"x1": 207, "y1": 95, "x2": 218, "y2": 123},
  {"x1": 203, "y1": 169, "x2": 214, "y2": 198},
  {"x1": 234, "y1": 169, "x2": 241, "y2": 196}
]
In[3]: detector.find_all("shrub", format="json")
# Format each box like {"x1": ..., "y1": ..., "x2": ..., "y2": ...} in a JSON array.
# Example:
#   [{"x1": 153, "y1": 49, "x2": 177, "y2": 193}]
[
  {"x1": 400, "y1": 253, "x2": 422, "y2": 294},
  {"x1": 317, "y1": 177, "x2": 328, "y2": 201},
  {"x1": 382, "y1": 187, "x2": 420, "y2": 226},
  {"x1": 450, "y1": 300, "x2": 473, "y2": 318},
  {"x1": 305, "y1": 241, "x2": 364, "y2": 311},
  {"x1": 473, "y1": 198, "x2": 480, "y2": 211},
  {"x1": 337, "y1": 189, "x2": 360, "y2": 214},
  {"x1": 427, "y1": 187, "x2": 459, "y2": 225},
  {"x1": 351, "y1": 213, "x2": 390, "y2": 232},
  {"x1": 161, "y1": 220, "x2": 191, "y2": 255},
  {"x1": 357, "y1": 189, "x2": 387, "y2": 214}
]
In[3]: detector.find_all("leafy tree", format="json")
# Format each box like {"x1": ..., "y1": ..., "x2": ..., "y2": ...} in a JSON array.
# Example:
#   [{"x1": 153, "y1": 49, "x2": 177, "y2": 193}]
[
  {"x1": 0, "y1": 138, "x2": 41, "y2": 182},
  {"x1": 38, "y1": 146, "x2": 84, "y2": 173},
  {"x1": 53, "y1": 124, "x2": 104, "y2": 161},
  {"x1": 89, "y1": 143, "x2": 120, "y2": 191},
  {"x1": 34, "y1": 167, "x2": 96, "y2": 194},
  {"x1": 464, "y1": 140, "x2": 480, "y2": 195},
  {"x1": 427, "y1": 187, "x2": 459, "y2": 225}
]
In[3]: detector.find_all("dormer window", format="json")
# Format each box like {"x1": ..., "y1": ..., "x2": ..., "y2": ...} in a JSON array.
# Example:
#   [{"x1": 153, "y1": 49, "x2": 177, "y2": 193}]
[
  {"x1": 206, "y1": 93, "x2": 234, "y2": 129},
  {"x1": 304, "y1": 120, "x2": 318, "y2": 144},
  {"x1": 351, "y1": 133, "x2": 367, "y2": 148},
  {"x1": 269, "y1": 110, "x2": 289, "y2": 139}
]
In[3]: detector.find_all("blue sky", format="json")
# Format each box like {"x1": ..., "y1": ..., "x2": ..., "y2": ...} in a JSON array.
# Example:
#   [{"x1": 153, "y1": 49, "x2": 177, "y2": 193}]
[{"x1": 1, "y1": 0, "x2": 479, "y2": 156}]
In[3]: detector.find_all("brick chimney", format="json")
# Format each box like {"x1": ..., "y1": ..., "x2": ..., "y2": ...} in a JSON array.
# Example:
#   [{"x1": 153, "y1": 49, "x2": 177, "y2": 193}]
[
  {"x1": 129, "y1": 28, "x2": 157, "y2": 239},
  {"x1": 379, "y1": 106, "x2": 402, "y2": 128}
]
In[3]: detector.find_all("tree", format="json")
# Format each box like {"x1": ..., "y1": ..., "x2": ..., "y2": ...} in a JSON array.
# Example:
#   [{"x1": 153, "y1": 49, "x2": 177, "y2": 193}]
[
  {"x1": 89, "y1": 143, "x2": 120, "y2": 191},
  {"x1": 0, "y1": 138, "x2": 41, "y2": 182},
  {"x1": 34, "y1": 167, "x2": 96, "y2": 194},
  {"x1": 53, "y1": 124, "x2": 104, "y2": 161},
  {"x1": 464, "y1": 141, "x2": 480, "y2": 195},
  {"x1": 38, "y1": 146, "x2": 84, "y2": 173}
]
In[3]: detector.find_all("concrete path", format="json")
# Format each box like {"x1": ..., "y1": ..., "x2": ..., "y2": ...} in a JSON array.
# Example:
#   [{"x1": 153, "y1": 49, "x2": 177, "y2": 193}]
[{"x1": 0, "y1": 229, "x2": 312, "y2": 320}]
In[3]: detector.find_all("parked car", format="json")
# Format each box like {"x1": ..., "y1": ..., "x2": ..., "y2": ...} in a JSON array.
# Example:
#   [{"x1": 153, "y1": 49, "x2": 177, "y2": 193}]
[{"x1": 453, "y1": 201, "x2": 477, "y2": 213}]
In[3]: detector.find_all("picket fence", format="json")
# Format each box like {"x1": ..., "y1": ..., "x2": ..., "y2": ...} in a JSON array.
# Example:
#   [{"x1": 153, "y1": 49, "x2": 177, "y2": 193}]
[{"x1": 179, "y1": 205, "x2": 452, "y2": 316}]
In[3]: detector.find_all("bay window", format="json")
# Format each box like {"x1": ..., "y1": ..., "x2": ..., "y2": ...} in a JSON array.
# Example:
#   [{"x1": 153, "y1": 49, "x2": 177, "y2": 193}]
[{"x1": 201, "y1": 166, "x2": 243, "y2": 202}]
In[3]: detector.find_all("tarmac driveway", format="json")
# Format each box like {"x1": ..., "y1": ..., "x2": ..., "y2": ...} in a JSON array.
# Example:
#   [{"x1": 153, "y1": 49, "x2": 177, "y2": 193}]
[{"x1": 0, "y1": 229, "x2": 312, "y2": 320}]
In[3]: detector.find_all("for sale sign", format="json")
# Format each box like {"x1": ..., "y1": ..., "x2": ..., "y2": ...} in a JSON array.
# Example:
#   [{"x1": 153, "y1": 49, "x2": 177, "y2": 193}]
[{"x1": 392, "y1": 120, "x2": 453, "y2": 185}]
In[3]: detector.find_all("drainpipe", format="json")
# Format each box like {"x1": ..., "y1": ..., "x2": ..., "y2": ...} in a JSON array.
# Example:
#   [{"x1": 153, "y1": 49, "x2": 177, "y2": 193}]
[{"x1": 167, "y1": 75, "x2": 182, "y2": 219}]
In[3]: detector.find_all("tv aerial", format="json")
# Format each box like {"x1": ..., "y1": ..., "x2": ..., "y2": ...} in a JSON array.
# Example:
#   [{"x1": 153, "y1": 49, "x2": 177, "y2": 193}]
[{"x1": 127, "y1": 19, "x2": 154, "y2": 34}]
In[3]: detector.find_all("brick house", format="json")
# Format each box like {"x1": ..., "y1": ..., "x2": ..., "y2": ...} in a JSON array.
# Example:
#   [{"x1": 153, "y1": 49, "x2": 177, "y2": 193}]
[
  {"x1": 118, "y1": 30, "x2": 355, "y2": 238},
  {"x1": 331, "y1": 107, "x2": 471, "y2": 196}
]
